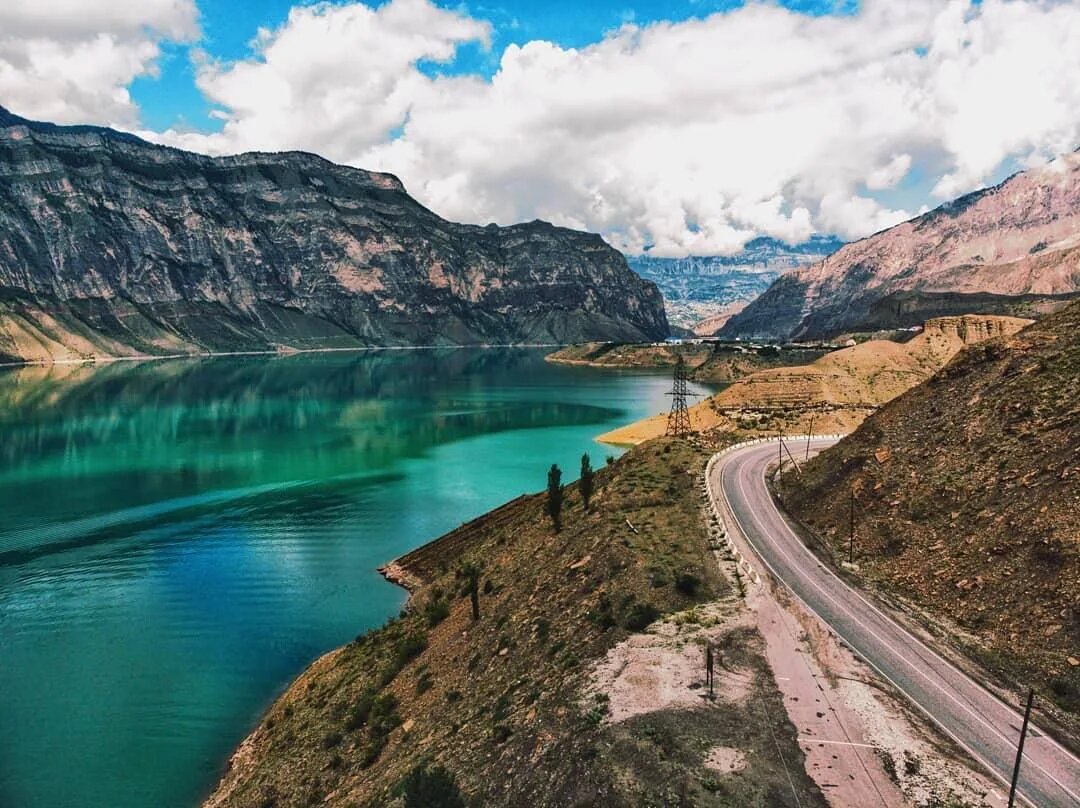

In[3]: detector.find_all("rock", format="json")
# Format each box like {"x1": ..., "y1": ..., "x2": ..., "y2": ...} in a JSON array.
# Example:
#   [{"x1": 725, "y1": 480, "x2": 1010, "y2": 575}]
[
  {"x1": 0, "y1": 106, "x2": 668, "y2": 361},
  {"x1": 1068, "y1": 657, "x2": 1079, "y2": 667}
]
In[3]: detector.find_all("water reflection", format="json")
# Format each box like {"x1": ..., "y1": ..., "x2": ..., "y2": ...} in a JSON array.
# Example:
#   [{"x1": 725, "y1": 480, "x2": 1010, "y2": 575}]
[{"x1": 0, "y1": 348, "x2": 698, "y2": 808}]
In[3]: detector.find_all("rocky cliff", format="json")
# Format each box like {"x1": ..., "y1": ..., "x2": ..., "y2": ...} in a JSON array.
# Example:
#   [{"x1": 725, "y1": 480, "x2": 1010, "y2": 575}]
[
  {"x1": 722, "y1": 152, "x2": 1080, "y2": 340},
  {"x1": 0, "y1": 106, "x2": 667, "y2": 362},
  {"x1": 784, "y1": 302, "x2": 1079, "y2": 713}
]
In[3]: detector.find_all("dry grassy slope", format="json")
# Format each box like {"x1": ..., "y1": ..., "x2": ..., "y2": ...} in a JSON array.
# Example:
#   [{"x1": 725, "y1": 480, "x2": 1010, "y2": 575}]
[
  {"x1": 598, "y1": 315, "x2": 1030, "y2": 446},
  {"x1": 203, "y1": 438, "x2": 825, "y2": 808},
  {"x1": 711, "y1": 314, "x2": 1031, "y2": 412},
  {"x1": 784, "y1": 302, "x2": 1080, "y2": 713},
  {"x1": 545, "y1": 341, "x2": 825, "y2": 384}
]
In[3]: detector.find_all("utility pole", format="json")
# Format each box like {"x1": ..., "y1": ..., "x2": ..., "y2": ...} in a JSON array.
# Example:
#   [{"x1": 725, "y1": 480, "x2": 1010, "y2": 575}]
[
  {"x1": 848, "y1": 486, "x2": 855, "y2": 564},
  {"x1": 1008, "y1": 688, "x2": 1035, "y2": 808},
  {"x1": 777, "y1": 430, "x2": 784, "y2": 491},
  {"x1": 806, "y1": 413, "x2": 815, "y2": 461},
  {"x1": 665, "y1": 356, "x2": 692, "y2": 438}
]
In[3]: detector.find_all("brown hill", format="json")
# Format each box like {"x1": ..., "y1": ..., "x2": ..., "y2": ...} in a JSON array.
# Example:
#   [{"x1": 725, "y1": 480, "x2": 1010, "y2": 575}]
[
  {"x1": 545, "y1": 341, "x2": 826, "y2": 383},
  {"x1": 722, "y1": 151, "x2": 1080, "y2": 340},
  {"x1": 784, "y1": 301, "x2": 1080, "y2": 714},
  {"x1": 599, "y1": 315, "x2": 1030, "y2": 445},
  {"x1": 203, "y1": 439, "x2": 823, "y2": 808}
]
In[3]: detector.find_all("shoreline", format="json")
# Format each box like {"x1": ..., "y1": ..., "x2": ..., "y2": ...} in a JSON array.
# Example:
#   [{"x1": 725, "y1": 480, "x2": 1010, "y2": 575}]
[{"x1": 0, "y1": 341, "x2": 571, "y2": 370}]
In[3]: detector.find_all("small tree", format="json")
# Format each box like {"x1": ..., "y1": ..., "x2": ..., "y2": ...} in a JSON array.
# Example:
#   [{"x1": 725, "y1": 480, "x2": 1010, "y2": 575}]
[
  {"x1": 456, "y1": 561, "x2": 482, "y2": 621},
  {"x1": 579, "y1": 453, "x2": 595, "y2": 511},
  {"x1": 401, "y1": 764, "x2": 467, "y2": 808},
  {"x1": 546, "y1": 463, "x2": 563, "y2": 532}
]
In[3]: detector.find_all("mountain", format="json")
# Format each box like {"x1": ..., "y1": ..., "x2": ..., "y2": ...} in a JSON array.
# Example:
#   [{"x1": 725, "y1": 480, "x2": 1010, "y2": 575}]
[
  {"x1": 627, "y1": 235, "x2": 843, "y2": 332},
  {"x1": 0, "y1": 106, "x2": 667, "y2": 363},
  {"x1": 722, "y1": 153, "x2": 1080, "y2": 340},
  {"x1": 784, "y1": 301, "x2": 1079, "y2": 713}
]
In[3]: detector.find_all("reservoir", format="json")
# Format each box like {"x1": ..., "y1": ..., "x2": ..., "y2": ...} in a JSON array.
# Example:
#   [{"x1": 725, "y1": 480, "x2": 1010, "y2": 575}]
[{"x1": 0, "y1": 348, "x2": 712, "y2": 808}]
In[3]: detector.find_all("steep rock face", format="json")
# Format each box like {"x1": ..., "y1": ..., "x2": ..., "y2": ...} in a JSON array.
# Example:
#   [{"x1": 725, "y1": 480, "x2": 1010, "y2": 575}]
[
  {"x1": 722, "y1": 152, "x2": 1080, "y2": 340},
  {"x1": 0, "y1": 106, "x2": 667, "y2": 361},
  {"x1": 784, "y1": 302, "x2": 1079, "y2": 710}
]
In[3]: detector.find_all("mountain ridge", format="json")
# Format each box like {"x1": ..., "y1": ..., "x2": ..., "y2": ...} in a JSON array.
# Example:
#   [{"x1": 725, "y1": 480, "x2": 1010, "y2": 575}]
[
  {"x1": 0, "y1": 105, "x2": 668, "y2": 362},
  {"x1": 721, "y1": 153, "x2": 1080, "y2": 340}
]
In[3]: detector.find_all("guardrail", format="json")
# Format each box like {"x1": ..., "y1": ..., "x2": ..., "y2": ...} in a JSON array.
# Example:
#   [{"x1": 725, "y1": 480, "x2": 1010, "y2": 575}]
[{"x1": 701, "y1": 434, "x2": 848, "y2": 588}]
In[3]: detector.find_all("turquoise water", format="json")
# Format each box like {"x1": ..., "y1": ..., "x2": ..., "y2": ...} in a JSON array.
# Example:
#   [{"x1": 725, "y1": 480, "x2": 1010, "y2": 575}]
[{"x1": 0, "y1": 348, "x2": 711, "y2": 808}]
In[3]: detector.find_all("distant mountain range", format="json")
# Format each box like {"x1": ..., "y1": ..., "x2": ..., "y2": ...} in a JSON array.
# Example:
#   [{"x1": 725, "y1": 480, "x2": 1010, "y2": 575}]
[
  {"x1": 0, "y1": 106, "x2": 667, "y2": 363},
  {"x1": 722, "y1": 152, "x2": 1080, "y2": 340},
  {"x1": 627, "y1": 236, "x2": 844, "y2": 332}
]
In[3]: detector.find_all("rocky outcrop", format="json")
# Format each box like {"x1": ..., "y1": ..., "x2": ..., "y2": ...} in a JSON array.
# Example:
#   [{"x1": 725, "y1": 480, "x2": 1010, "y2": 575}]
[
  {"x1": 0, "y1": 106, "x2": 667, "y2": 362},
  {"x1": 722, "y1": 152, "x2": 1080, "y2": 340}
]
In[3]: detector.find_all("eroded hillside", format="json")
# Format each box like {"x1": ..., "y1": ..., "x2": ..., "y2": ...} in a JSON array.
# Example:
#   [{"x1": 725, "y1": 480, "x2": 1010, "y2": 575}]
[
  {"x1": 599, "y1": 314, "x2": 1030, "y2": 445},
  {"x1": 784, "y1": 302, "x2": 1079, "y2": 715}
]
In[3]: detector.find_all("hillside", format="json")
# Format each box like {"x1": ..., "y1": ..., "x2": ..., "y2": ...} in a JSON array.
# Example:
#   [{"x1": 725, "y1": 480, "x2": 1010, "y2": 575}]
[
  {"x1": 0, "y1": 105, "x2": 667, "y2": 363},
  {"x1": 202, "y1": 439, "x2": 825, "y2": 808},
  {"x1": 784, "y1": 302, "x2": 1080, "y2": 714},
  {"x1": 545, "y1": 341, "x2": 828, "y2": 384},
  {"x1": 722, "y1": 152, "x2": 1080, "y2": 340},
  {"x1": 599, "y1": 315, "x2": 1030, "y2": 445}
]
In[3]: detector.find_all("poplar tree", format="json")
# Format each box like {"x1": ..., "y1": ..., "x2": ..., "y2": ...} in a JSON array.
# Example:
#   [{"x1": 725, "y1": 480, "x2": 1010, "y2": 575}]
[
  {"x1": 579, "y1": 453, "x2": 595, "y2": 511},
  {"x1": 546, "y1": 463, "x2": 563, "y2": 532},
  {"x1": 456, "y1": 561, "x2": 482, "y2": 621}
]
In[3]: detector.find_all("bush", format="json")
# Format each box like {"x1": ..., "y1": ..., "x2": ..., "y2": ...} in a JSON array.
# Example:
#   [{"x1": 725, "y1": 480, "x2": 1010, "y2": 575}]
[
  {"x1": 345, "y1": 690, "x2": 376, "y2": 731},
  {"x1": 416, "y1": 669, "x2": 434, "y2": 695},
  {"x1": 422, "y1": 597, "x2": 451, "y2": 627},
  {"x1": 623, "y1": 602, "x2": 661, "y2": 631},
  {"x1": 674, "y1": 572, "x2": 701, "y2": 597},
  {"x1": 321, "y1": 731, "x2": 342, "y2": 750},
  {"x1": 392, "y1": 633, "x2": 428, "y2": 670},
  {"x1": 400, "y1": 764, "x2": 467, "y2": 808}
]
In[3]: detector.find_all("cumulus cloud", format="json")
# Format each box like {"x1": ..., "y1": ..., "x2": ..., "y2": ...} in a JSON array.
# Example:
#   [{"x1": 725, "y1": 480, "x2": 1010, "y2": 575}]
[
  {"x1": 0, "y1": 0, "x2": 200, "y2": 126},
  {"x1": 9, "y1": 0, "x2": 1080, "y2": 255}
]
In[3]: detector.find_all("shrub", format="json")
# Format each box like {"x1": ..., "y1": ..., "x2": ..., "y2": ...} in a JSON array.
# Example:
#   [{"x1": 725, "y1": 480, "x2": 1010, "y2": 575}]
[
  {"x1": 422, "y1": 596, "x2": 451, "y2": 627},
  {"x1": 321, "y1": 731, "x2": 342, "y2": 750},
  {"x1": 345, "y1": 690, "x2": 376, "y2": 731},
  {"x1": 674, "y1": 572, "x2": 701, "y2": 597},
  {"x1": 416, "y1": 669, "x2": 434, "y2": 695},
  {"x1": 623, "y1": 602, "x2": 661, "y2": 631},
  {"x1": 400, "y1": 765, "x2": 467, "y2": 808},
  {"x1": 393, "y1": 633, "x2": 428, "y2": 670}
]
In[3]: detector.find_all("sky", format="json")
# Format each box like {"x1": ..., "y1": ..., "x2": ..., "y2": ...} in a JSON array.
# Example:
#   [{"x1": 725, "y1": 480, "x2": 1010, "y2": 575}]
[{"x1": 1, "y1": 0, "x2": 1079, "y2": 256}]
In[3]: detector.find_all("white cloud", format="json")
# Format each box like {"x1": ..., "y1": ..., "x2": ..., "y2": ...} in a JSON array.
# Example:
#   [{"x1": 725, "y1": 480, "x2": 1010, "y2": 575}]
[
  {"x1": 159, "y1": 0, "x2": 490, "y2": 159},
  {"x1": 0, "y1": 0, "x2": 200, "y2": 126},
  {"x1": 7, "y1": 0, "x2": 1080, "y2": 255}
]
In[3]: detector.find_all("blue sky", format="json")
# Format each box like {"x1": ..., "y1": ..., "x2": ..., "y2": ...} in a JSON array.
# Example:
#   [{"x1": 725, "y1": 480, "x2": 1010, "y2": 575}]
[
  {"x1": 4, "y1": 0, "x2": 1073, "y2": 256},
  {"x1": 131, "y1": 0, "x2": 857, "y2": 132}
]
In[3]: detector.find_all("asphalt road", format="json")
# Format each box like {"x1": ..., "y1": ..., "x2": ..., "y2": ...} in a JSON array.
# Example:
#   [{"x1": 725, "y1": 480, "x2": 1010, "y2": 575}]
[{"x1": 710, "y1": 438, "x2": 1080, "y2": 808}]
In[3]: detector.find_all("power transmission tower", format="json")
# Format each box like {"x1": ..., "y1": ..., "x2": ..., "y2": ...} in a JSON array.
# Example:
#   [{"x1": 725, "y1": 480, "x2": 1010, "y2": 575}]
[{"x1": 666, "y1": 356, "x2": 693, "y2": 437}]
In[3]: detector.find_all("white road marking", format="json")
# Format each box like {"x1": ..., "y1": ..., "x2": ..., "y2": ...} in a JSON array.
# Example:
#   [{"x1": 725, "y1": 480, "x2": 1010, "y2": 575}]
[{"x1": 710, "y1": 441, "x2": 1080, "y2": 808}]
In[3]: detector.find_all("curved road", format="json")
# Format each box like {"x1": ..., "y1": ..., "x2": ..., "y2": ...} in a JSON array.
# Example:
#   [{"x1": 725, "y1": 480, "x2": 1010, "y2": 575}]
[{"x1": 710, "y1": 438, "x2": 1080, "y2": 808}]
